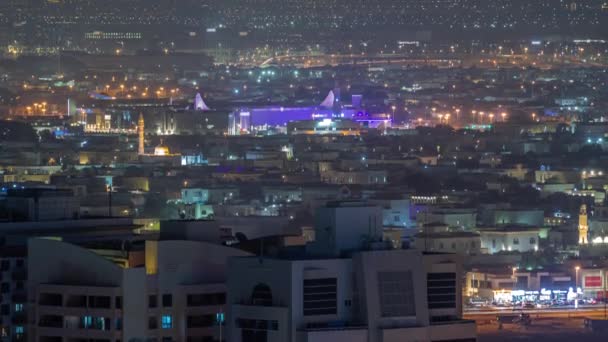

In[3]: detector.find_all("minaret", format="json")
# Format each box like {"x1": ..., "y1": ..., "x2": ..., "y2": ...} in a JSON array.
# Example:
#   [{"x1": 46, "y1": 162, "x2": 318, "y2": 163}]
[
  {"x1": 138, "y1": 113, "x2": 145, "y2": 155},
  {"x1": 579, "y1": 204, "x2": 589, "y2": 245}
]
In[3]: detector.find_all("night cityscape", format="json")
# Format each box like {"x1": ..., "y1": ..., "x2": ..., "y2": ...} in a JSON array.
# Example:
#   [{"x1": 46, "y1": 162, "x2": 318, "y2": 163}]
[{"x1": 0, "y1": 0, "x2": 607, "y2": 341}]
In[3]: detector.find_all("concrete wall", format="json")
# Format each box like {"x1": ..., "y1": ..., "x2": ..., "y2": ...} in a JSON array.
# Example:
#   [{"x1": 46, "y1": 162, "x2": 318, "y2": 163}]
[
  {"x1": 298, "y1": 328, "x2": 368, "y2": 342},
  {"x1": 310, "y1": 204, "x2": 383, "y2": 256}
]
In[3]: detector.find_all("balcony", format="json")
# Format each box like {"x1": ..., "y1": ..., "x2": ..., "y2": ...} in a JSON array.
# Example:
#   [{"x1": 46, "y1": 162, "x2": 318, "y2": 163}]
[
  {"x1": 12, "y1": 293, "x2": 26, "y2": 303},
  {"x1": 303, "y1": 321, "x2": 367, "y2": 332},
  {"x1": 39, "y1": 315, "x2": 63, "y2": 328},
  {"x1": 38, "y1": 293, "x2": 62, "y2": 307},
  {"x1": 11, "y1": 313, "x2": 26, "y2": 325},
  {"x1": 11, "y1": 334, "x2": 26, "y2": 342},
  {"x1": 298, "y1": 325, "x2": 368, "y2": 342}
]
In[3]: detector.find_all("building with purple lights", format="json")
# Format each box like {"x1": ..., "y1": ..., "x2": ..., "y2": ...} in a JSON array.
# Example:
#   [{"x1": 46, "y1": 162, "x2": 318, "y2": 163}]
[{"x1": 228, "y1": 91, "x2": 392, "y2": 135}]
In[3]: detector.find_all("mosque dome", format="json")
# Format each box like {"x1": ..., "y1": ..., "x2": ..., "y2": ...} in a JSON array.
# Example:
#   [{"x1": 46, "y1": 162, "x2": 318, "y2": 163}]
[{"x1": 154, "y1": 142, "x2": 170, "y2": 156}]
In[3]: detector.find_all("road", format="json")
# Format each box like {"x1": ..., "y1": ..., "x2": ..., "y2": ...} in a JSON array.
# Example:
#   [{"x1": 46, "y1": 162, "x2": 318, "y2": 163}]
[
  {"x1": 476, "y1": 317, "x2": 607, "y2": 342},
  {"x1": 465, "y1": 305, "x2": 608, "y2": 321}
]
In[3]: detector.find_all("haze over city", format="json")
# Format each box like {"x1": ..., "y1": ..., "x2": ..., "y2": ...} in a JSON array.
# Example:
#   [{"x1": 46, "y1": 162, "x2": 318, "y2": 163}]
[{"x1": 0, "y1": 1, "x2": 607, "y2": 342}]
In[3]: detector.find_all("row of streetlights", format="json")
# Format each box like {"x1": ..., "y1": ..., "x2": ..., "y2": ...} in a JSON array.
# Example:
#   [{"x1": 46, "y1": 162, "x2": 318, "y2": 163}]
[
  {"x1": 471, "y1": 110, "x2": 508, "y2": 124},
  {"x1": 25, "y1": 102, "x2": 48, "y2": 115},
  {"x1": 101, "y1": 85, "x2": 181, "y2": 98}
]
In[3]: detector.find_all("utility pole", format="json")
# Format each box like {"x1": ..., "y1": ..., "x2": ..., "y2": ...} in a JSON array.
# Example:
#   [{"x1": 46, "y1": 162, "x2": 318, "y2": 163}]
[{"x1": 107, "y1": 184, "x2": 112, "y2": 217}]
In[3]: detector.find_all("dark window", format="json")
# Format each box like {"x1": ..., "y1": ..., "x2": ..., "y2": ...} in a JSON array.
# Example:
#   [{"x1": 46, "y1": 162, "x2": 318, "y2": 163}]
[
  {"x1": 149, "y1": 295, "x2": 157, "y2": 308},
  {"x1": 88, "y1": 296, "x2": 111, "y2": 308},
  {"x1": 39, "y1": 314, "x2": 63, "y2": 328},
  {"x1": 303, "y1": 278, "x2": 337, "y2": 316},
  {"x1": 39, "y1": 293, "x2": 62, "y2": 306},
  {"x1": 530, "y1": 237, "x2": 536, "y2": 244},
  {"x1": 0, "y1": 304, "x2": 9, "y2": 315},
  {"x1": 116, "y1": 296, "x2": 122, "y2": 309},
  {"x1": 513, "y1": 238, "x2": 519, "y2": 245},
  {"x1": 236, "y1": 318, "x2": 279, "y2": 331},
  {"x1": 15, "y1": 259, "x2": 24, "y2": 268},
  {"x1": 148, "y1": 316, "x2": 158, "y2": 329},
  {"x1": 0, "y1": 260, "x2": 9, "y2": 271},
  {"x1": 241, "y1": 329, "x2": 267, "y2": 342},
  {"x1": 187, "y1": 314, "x2": 215, "y2": 328},
  {"x1": 66, "y1": 295, "x2": 87, "y2": 307},
  {"x1": 0, "y1": 283, "x2": 9, "y2": 293},
  {"x1": 427, "y1": 273, "x2": 456, "y2": 309},
  {"x1": 162, "y1": 294, "x2": 172, "y2": 307},
  {"x1": 251, "y1": 284, "x2": 273, "y2": 306},
  {"x1": 378, "y1": 271, "x2": 415, "y2": 317},
  {"x1": 187, "y1": 293, "x2": 226, "y2": 306}
]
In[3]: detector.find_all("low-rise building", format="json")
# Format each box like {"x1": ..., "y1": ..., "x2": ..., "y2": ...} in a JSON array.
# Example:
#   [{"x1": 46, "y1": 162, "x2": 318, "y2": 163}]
[
  {"x1": 414, "y1": 231, "x2": 481, "y2": 255},
  {"x1": 479, "y1": 226, "x2": 541, "y2": 254},
  {"x1": 227, "y1": 250, "x2": 476, "y2": 342}
]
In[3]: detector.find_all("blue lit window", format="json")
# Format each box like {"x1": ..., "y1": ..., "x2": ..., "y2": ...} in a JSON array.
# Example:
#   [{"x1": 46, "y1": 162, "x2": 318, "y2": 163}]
[
  {"x1": 161, "y1": 315, "x2": 172, "y2": 329},
  {"x1": 14, "y1": 304, "x2": 23, "y2": 312},
  {"x1": 15, "y1": 326, "x2": 24, "y2": 334},
  {"x1": 83, "y1": 316, "x2": 92, "y2": 329}
]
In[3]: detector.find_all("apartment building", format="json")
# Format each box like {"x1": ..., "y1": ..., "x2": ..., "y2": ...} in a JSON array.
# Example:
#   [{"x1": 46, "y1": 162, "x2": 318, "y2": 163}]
[
  {"x1": 226, "y1": 250, "x2": 475, "y2": 342},
  {"x1": 27, "y1": 238, "x2": 250, "y2": 342}
]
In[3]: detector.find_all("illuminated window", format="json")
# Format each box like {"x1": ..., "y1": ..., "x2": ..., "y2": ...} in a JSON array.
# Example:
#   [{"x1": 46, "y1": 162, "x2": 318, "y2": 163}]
[
  {"x1": 83, "y1": 316, "x2": 92, "y2": 329},
  {"x1": 161, "y1": 315, "x2": 172, "y2": 329}
]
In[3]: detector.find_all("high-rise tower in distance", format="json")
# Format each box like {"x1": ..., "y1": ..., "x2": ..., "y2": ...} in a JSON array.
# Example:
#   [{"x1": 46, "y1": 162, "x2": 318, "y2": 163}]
[{"x1": 138, "y1": 113, "x2": 145, "y2": 155}]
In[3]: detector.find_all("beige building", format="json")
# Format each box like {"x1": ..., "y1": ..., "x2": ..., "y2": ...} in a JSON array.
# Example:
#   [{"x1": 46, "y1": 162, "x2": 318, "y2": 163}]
[{"x1": 28, "y1": 238, "x2": 250, "y2": 342}]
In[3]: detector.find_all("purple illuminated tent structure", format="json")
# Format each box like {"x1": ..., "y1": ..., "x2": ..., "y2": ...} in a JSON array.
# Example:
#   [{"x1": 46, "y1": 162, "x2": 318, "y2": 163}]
[{"x1": 194, "y1": 93, "x2": 210, "y2": 111}]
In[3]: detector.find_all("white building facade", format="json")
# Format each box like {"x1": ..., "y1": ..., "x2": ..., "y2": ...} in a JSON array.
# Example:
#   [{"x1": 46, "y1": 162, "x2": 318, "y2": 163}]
[{"x1": 227, "y1": 250, "x2": 476, "y2": 342}]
